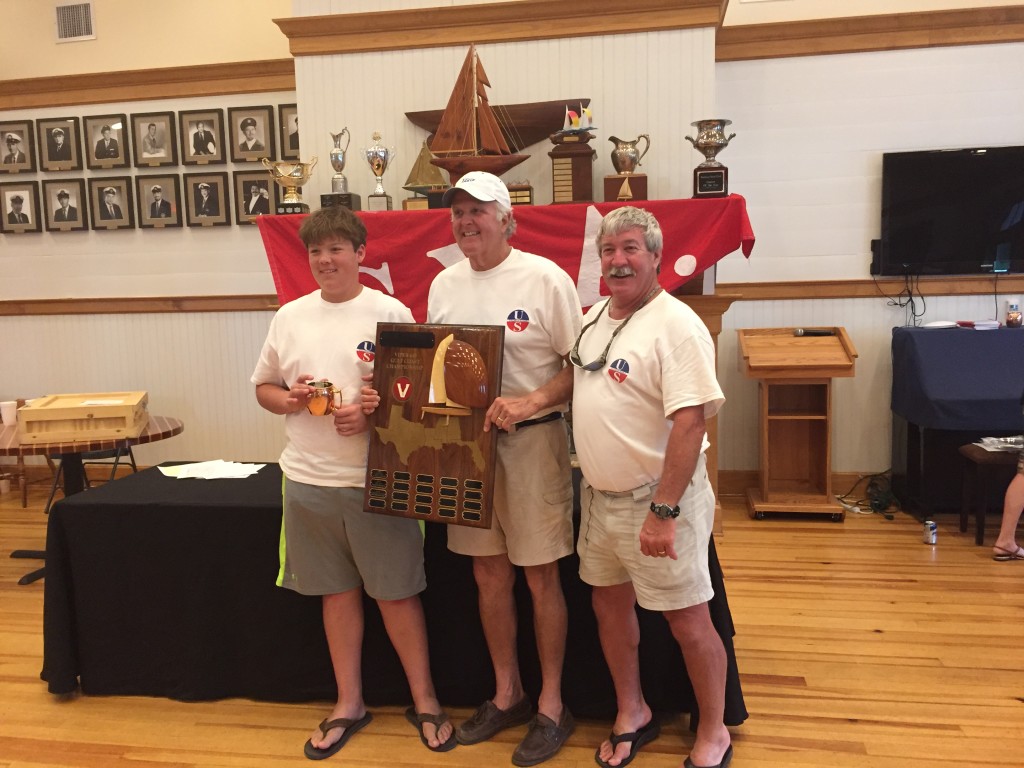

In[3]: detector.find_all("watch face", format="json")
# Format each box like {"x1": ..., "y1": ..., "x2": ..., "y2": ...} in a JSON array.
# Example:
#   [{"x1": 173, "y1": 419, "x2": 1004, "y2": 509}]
[{"x1": 651, "y1": 502, "x2": 679, "y2": 519}]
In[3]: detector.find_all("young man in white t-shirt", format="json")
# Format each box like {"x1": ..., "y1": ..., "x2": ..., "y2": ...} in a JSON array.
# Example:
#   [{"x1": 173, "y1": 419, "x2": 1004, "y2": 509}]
[{"x1": 252, "y1": 206, "x2": 455, "y2": 759}]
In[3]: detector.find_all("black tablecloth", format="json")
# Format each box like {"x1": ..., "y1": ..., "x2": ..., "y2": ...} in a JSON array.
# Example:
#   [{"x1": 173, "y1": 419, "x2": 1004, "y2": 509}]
[
  {"x1": 42, "y1": 464, "x2": 746, "y2": 726},
  {"x1": 891, "y1": 327, "x2": 1024, "y2": 431}
]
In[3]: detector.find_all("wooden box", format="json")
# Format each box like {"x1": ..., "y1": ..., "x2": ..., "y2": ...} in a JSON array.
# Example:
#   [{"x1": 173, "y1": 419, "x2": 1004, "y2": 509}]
[{"x1": 18, "y1": 391, "x2": 149, "y2": 444}]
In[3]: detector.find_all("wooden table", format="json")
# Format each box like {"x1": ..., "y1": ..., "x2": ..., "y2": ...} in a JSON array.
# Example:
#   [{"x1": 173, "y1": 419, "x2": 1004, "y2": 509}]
[{"x1": 1, "y1": 416, "x2": 184, "y2": 584}]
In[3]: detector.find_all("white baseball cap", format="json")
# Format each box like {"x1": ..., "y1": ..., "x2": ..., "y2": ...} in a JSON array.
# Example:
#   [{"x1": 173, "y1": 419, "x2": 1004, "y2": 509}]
[{"x1": 442, "y1": 171, "x2": 511, "y2": 209}]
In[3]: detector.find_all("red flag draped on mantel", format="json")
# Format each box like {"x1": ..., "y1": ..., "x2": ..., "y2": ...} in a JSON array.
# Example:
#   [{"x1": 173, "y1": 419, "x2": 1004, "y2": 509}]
[{"x1": 257, "y1": 196, "x2": 754, "y2": 321}]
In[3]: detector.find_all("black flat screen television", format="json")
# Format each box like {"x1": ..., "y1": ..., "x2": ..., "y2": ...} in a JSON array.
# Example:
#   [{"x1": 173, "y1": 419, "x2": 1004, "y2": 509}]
[{"x1": 873, "y1": 145, "x2": 1024, "y2": 276}]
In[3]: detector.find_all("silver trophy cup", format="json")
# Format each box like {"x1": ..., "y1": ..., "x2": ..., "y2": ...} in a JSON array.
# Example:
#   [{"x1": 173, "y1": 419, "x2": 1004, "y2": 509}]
[{"x1": 363, "y1": 131, "x2": 396, "y2": 210}]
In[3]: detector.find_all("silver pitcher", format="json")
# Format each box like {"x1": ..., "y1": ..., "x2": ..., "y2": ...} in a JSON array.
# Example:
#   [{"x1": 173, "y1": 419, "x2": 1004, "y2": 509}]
[
  {"x1": 329, "y1": 128, "x2": 351, "y2": 194},
  {"x1": 609, "y1": 134, "x2": 650, "y2": 175}
]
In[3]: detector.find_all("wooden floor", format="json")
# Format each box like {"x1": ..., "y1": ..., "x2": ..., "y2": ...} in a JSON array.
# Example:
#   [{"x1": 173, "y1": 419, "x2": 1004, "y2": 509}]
[{"x1": 1, "y1": 482, "x2": 1022, "y2": 768}]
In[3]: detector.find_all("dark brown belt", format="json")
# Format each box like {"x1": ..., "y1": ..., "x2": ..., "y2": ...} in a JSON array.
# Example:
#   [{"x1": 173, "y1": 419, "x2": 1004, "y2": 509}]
[{"x1": 515, "y1": 412, "x2": 564, "y2": 430}]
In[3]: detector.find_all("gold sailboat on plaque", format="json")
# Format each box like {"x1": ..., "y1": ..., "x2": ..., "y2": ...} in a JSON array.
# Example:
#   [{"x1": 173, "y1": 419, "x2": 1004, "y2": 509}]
[{"x1": 429, "y1": 44, "x2": 529, "y2": 184}]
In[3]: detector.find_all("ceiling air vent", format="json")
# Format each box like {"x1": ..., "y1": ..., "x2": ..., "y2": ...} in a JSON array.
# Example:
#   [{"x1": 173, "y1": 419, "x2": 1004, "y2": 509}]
[{"x1": 55, "y1": 3, "x2": 95, "y2": 43}]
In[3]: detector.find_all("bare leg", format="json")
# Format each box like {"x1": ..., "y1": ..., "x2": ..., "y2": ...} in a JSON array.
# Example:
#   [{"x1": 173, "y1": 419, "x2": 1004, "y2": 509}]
[
  {"x1": 473, "y1": 554, "x2": 526, "y2": 708},
  {"x1": 993, "y1": 472, "x2": 1024, "y2": 556},
  {"x1": 377, "y1": 595, "x2": 453, "y2": 748},
  {"x1": 592, "y1": 582, "x2": 652, "y2": 767},
  {"x1": 665, "y1": 602, "x2": 731, "y2": 767},
  {"x1": 310, "y1": 588, "x2": 366, "y2": 751},
  {"x1": 523, "y1": 561, "x2": 567, "y2": 721}
]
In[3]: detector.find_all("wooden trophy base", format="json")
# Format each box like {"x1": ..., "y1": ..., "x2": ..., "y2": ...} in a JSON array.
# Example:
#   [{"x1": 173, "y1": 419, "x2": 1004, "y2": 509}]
[
  {"x1": 367, "y1": 194, "x2": 393, "y2": 211},
  {"x1": 693, "y1": 166, "x2": 728, "y2": 198},
  {"x1": 403, "y1": 197, "x2": 430, "y2": 210},
  {"x1": 320, "y1": 193, "x2": 362, "y2": 211},
  {"x1": 549, "y1": 141, "x2": 595, "y2": 204},
  {"x1": 604, "y1": 174, "x2": 648, "y2": 202}
]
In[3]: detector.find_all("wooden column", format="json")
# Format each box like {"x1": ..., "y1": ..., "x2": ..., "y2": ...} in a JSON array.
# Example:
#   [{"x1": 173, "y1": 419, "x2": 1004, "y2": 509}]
[{"x1": 678, "y1": 293, "x2": 738, "y2": 535}]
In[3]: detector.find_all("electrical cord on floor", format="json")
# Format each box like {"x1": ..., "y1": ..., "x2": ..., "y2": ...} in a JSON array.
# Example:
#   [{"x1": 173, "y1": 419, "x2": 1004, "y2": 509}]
[{"x1": 835, "y1": 471, "x2": 897, "y2": 519}]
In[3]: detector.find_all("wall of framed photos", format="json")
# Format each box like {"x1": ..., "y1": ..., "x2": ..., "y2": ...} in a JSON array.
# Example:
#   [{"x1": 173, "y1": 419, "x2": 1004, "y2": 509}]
[{"x1": 0, "y1": 92, "x2": 299, "y2": 300}]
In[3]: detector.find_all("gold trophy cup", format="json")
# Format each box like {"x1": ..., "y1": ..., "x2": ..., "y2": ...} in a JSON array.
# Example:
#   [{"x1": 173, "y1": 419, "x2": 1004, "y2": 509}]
[{"x1": 262, "y1": 156, "x2": 318, "y2": 214}]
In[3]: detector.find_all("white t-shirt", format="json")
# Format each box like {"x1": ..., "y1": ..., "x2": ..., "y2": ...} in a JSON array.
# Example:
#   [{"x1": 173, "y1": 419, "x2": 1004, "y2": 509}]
[
  {"x1": 427, "y1": 249, "x2": 582, "y2": 412},
  {"x1": 251, "y1": 287, "x2": 414, "y2": 487},
  {"x1": 572, "y1": 291, "x2": 724, "y2": 493}
]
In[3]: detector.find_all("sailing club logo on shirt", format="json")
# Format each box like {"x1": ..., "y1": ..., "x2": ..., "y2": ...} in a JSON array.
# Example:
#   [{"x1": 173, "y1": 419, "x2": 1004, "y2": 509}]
[
  {"x1": 356, "y1": 340, "x2": 376, "y2": 362},
  {"x1": 506, "y1": 309, "x2": 530, "y2": 332},
  {"x1": 608, "y1": 358, "x2": 630, "y2": 383}
]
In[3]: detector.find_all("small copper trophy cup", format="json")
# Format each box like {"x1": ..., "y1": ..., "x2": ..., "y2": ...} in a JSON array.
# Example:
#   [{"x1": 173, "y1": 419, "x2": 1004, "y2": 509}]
[
  {"x1": 262, "y1": 157, "x2": 318, "y2": 214},
  {"x1": 685, "y1": 119, "x2": 735, "y2": 198},
  {"x1": 363, "y1": 131, "x2": 395, "y2": 211},
  {"x1": 306, "y1": 379, "x2": 341, "y2": 416}
]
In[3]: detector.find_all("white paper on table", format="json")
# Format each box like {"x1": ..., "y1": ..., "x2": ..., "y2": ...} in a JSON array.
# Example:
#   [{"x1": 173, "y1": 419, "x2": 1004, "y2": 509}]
[
  {"x1": 974, "y1": 436, "x2": 1023, "y2": 452},
  {"x1": 158, "y1": 460, "x2": 266, "y2": 479}
]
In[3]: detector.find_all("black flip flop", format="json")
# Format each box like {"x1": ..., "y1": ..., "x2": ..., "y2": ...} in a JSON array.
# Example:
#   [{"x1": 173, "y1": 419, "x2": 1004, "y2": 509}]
[
  {"x1": 303, "y1": 712, "x2": 373, "y2": 760},
  {"x1": 405, "y1": 706, "x2": 457, "y2": 752},
  {"x1": 594, "y1": 718, "x2": 660, "y2": 768},
  {"x1": 684, "y1": 743, "x2": 734, "y2": 768}
]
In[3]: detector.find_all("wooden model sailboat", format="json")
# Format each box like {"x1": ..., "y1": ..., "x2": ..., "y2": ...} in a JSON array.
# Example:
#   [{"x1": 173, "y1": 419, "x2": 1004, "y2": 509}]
[
  {"x1": 429, "y1": 45, "x2": 528, "y2": 183},
  {"x1": 404, "y1": 140, "x2": 449, "y2": 195}
]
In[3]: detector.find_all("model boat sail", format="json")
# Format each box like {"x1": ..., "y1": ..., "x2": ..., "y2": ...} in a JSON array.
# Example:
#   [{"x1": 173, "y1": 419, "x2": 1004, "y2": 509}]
[
  {"x1": 404, "y1": 140, "x2": 448, "y2": 195},
  {"x1": 422, "y1": 334, "x2": 490, "y2": 420},
  {"x1": 429, "y1": 44, "x2": 528, "y2": 184}
]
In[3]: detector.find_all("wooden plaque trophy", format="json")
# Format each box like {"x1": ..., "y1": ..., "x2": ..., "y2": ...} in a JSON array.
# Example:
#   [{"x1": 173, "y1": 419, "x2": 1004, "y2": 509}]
[{"x1": 365, "y1": 323, "x2": 504, "y2": 528}]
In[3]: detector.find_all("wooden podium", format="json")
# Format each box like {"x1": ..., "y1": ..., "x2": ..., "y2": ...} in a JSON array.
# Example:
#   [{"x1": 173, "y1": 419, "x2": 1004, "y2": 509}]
[{"x1": 738, "y1": 328, "x2": 857, "y2": 520}]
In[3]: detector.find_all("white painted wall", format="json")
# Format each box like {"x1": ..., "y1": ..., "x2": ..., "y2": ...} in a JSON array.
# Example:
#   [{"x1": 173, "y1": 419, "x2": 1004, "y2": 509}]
[{"x1": 0, "y1": 0, "x2": 292, "y2": 79}]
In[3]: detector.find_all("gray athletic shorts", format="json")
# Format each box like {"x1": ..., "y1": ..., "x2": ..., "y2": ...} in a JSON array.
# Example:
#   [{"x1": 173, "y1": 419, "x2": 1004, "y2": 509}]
[
  {"x1": 447, "y1": 418, "x2": 574, "y2": 566},
  {"x1": 278, "y1": 477, "x2": 426, "y2": 600}
]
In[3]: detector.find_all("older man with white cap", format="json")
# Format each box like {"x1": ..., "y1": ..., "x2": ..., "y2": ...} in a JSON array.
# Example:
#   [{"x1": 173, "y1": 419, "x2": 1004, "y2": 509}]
[{"x1": 431, "y1": 172, "x2": 582, "y2": 764}]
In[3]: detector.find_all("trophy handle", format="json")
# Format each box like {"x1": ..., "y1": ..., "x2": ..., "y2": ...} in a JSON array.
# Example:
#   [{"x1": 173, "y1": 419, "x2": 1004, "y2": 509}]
[
  {"x1": 341, "y1": 128, "x2": 350, "y2": 153},
  {"x1": 260, "y1": 157, "x2": 276, "y2": 174},
  {"x1": 727, "y1": 133, "x2": 736, "y2": 141},
  {"x1": 684, "y1": 135, "x2": 696, "y2": 147},
  {"x1": 307, "y1": 156, "x2": 318, "y2": 172},
  {"x1": 636, "y1": 134, "x2": 650, "y2": 164}
]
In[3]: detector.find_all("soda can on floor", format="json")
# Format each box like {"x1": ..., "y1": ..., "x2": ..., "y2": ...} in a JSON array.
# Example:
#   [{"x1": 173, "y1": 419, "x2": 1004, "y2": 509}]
[{"x1": 923, "y1": 520, "x2": 937, "y2": 544}]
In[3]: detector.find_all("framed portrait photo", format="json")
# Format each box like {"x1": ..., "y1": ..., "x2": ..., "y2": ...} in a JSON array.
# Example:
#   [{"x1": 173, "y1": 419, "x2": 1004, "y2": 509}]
[
  {"x1": 89, "y1": 176, "x2": 135, "y2": 231},
  {"x1": 233, "y1": 170, "x2": 277, "y2": 225},
  {"x1": 0, "y1": 180, "x2": 42, "y2": 234},
  {"x1": 136, "y1": 174, "x2": 182, "y2": 229},
  {"x1": 279, "y1": 103, "x2": 300, "y2": 161},
  {"x1": 1, "y1": 120, "x2": 36, "y2": 174},
  {"x1": 131, "y1": 111, "x2": 178, "y2": 168},
  {"x1": 180, "y1": 109, "x2": 226, "y2": 166},
  {"x1": 84, "y1": 113, "x2": 130, "y2": 170},
  {"x1": 183, "y1": 171, "x2": 230, "y2": 227},
  {"x1": 38, "y1": 117, "x2": 83, "y2": 172},
  {"x1": 228, "y1": 105, "x2": 275, "y2": 163},
  {"x1": 43, "y1": 178, "x2": 89, "y2": 232}
]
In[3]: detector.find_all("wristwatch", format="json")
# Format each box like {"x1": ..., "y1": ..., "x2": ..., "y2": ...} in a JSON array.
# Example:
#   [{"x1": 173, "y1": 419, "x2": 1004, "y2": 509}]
[{"x1": 650, "y1": 502, "x2": 680, "y2": 520}]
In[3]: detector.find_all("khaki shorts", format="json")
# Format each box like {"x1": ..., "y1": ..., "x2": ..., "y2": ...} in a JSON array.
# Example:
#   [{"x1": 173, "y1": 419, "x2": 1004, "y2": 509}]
[
  {"x1": 447, "y1": 418, "x2": 574, "y2": 566},
  {"x1": 578, "y1": 453, "x2": 714, "y2": 612},
  {"x1": 279, "y1": 477, "x2": 426, "y2": 600}
]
